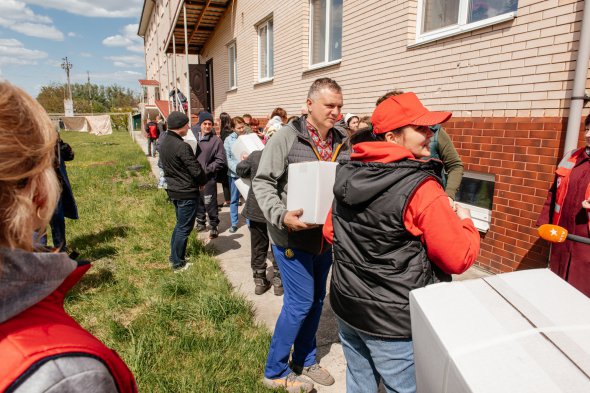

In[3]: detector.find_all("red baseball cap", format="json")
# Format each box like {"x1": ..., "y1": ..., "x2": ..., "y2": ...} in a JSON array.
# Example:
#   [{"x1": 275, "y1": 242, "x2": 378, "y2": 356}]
[{"x1": 371, "y1": 92, "x2": 452, "y2": 134}]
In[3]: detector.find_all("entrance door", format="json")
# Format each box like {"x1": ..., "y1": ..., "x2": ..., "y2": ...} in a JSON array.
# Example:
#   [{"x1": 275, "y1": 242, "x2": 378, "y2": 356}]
[{"x1": 188, "y1": 60, "x2": 214, "y2": 115}]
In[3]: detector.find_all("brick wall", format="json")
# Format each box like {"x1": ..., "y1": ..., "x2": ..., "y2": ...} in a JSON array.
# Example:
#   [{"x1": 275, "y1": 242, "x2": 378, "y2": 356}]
[{"x1": 445, "y1": 116, "x2": 586, "y2": 273}]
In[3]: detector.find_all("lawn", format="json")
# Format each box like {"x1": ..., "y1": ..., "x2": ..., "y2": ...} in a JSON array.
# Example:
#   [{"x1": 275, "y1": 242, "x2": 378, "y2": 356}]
[{"x1": 60, "y1": 130, "x2": 273, "y2": 392}]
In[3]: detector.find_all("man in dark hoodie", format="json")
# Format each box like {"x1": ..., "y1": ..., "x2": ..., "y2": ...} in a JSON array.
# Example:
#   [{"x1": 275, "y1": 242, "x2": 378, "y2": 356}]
[
  {"x1": 253, "y1": 78, "x2": 348, "y2": 393},
  {"x1": 159, "y1": 111, "x2": 207, "y2": 272},
  {"x1": 191, "y1": 111, "x2": 227, "y2": 239}
]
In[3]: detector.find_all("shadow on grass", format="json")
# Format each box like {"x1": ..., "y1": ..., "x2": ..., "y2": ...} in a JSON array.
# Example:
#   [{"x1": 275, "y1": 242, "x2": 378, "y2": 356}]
[
  {"x1": 70, "y1": 226, "x2": 131, "y2": 261},
  {"x1": 67, "y1": 267, "x2": 116, "y2": 300}
]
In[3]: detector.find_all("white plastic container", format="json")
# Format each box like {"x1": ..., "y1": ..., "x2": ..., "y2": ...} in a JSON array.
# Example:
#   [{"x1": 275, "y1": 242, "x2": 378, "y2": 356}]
[
  {"x1": 410, "y1": 269, "x2": 590, "y2": 393},
  {"x1": 231, "y1": 134, "x2": 264, "y2": 160},
  {"x1": 235, "y1": 178, "x2": 251, "y2": 200},
  {"x1": 286, "y1": 161, "x2": 338, "y2": 224}
]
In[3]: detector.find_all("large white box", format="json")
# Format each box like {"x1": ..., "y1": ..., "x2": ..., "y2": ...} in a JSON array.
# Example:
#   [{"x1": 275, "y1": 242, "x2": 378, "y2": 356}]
[
  {"x1": 231, "y1": 134, "x2": 264, "y2": 160},
  {"x1": 286, "y1": 161, "x2": 338, "y2": 224},
  {"x1": 410, "y1": 269, "x2": 590, "y2": 393},
  {"x1": 235, "y1": 178, "x2": 250, "y2": 200}
]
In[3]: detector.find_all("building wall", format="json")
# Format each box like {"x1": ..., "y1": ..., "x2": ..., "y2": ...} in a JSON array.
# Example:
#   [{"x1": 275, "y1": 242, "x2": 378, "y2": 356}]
[{"x1": 201, "y1": 0, "x2": 588, "y2": 119}]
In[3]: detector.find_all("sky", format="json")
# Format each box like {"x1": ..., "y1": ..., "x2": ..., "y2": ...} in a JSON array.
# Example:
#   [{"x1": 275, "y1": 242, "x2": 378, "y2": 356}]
[{"x1": 0, "y1": 0, "x2": 146, "y2": 98}]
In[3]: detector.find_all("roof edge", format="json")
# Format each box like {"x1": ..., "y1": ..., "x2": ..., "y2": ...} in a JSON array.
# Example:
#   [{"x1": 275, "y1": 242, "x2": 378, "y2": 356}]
[{"x1": 137, "y1": 0, "x2": 155, "y2": 37}]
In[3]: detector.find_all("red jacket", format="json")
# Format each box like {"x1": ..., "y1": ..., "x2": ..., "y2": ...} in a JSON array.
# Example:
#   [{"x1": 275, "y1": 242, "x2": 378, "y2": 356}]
[
  {"x1": 0, "y1": 263, "x2": 137, "y2": 393},
  {"x1": 324, "y1": 141, "x2": 480, "y2": 275},
  {"x1": 537, "y1": 147, "x2": 590, "y2": 297}
]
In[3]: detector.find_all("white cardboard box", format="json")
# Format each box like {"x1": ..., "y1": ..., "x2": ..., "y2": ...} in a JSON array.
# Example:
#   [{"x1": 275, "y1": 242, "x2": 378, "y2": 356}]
[
  {"x1": 235, "y1": 178, "x2": 250, "y2": 200},
  {"x1": 231, "y1": 134, "x2": 264, "y2": 160},
  {"x1": 286, "y1": 161, "x2": 338, "y2": 224},
  {"x1": 410, "y1": 269, "x2": 590, "y2": 393}
]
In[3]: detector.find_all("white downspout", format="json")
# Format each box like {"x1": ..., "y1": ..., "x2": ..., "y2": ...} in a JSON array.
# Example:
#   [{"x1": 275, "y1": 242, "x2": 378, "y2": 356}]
[
  {"x1": 564, "y1": 1, "x2": 590, "y2": 154},
  {"x1": 184, "y1": 2, "x2": 192, "y2": 124}
]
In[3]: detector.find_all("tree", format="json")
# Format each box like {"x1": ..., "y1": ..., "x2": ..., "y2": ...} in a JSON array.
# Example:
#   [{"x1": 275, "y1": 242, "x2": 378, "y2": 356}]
[{"x1": 36, "y1": 83, "x2": 140, "y2": 114}]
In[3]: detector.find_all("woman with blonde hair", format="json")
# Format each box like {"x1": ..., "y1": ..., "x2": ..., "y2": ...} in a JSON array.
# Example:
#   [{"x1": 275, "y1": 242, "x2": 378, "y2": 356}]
[{"x1": 0, "y1": 82, "x2": 136, "y2": 392}]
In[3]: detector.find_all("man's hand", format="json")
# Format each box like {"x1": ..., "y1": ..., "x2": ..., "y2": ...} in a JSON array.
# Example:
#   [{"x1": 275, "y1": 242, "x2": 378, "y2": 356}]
[
  {"x1": 241, "y1": 152, "x2": 249, "y2": 161},
  {"x1": 582, "y1": 198, "x2": 590, "y2": 210},
  {"x1": 455, "y1": 204, "x2": 472, "y2": 220},
  {"x1": 283, "y1": 209, "x2": 319, "y2": 231}
]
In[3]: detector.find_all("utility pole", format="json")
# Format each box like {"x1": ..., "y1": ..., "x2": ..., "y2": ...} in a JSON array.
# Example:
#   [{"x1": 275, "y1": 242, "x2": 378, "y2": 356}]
[
  {"x1": 87, "y1": 71, "x2": 93, "y2": 115},
  {"x1": 61, "y1": 57, "x2": 73, "y2": 116}
]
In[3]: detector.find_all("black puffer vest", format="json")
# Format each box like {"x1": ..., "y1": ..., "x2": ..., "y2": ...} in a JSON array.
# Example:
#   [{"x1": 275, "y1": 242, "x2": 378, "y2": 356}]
[{"x1": 330, "y1": 158, "x2": 449, "y2": 339}]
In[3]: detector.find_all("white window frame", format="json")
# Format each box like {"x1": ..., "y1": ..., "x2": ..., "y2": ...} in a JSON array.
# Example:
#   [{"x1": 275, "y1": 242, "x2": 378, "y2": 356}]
[
  {"x1": 257, "y1": 18, "x2": 274, "y2": 82},
  {"x1": 308, "y1": 0, "x2": 342, "y2": 69},
  {"x1": 227, "y1": 41, "x2": 237, "y2": 90},
  {"x1": 454, "y1": 171, "x2": 495, "y2": 233},
  {"x1": 414, "y1": 0, "x2": 517, "y2": 46}
]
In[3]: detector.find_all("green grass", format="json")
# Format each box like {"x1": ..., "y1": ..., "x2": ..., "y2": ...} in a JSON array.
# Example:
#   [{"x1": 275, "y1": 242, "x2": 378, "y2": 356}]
[{"x1": 60, "y1": 130, "x2": 273, "y2": 392}]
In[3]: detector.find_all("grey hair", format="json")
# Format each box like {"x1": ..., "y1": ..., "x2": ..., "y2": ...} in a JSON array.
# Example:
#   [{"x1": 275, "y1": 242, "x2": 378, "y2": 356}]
[{"x1": 307, "y1": 78, "x2": 342, "y2": 100}]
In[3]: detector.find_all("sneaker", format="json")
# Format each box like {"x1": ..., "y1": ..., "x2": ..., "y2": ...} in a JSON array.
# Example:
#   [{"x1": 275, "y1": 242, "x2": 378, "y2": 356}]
[
  {"x1": 195, "y1": 223, "x2": 206, "y2": 232},
  {"x1": 209, "y1": 227, "x2": 219, "y2": 239},
  {"x1": 273, "y1": 275, "x2": 284, "y2": 296},
  {"x1": 262, "y1": 372, "x2": 314, "y2": 393},
  {"x1": 228, "y1": 226, "x2": 238, "y2": 233},
  {"x1": 254, "y1": 277, "x2": 271, "y2": 295},
  {"x1": 291, "y1": 363, "x2": 335, "y2": 386},
  {"x1": 173, "y1": 262, "x2": 192, "y2": 273}
]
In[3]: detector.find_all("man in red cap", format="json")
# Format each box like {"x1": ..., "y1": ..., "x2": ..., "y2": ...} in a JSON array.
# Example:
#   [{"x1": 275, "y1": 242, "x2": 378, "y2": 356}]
[{"x1": 324, "y1": 92, "x2": 480, "y2": 393}]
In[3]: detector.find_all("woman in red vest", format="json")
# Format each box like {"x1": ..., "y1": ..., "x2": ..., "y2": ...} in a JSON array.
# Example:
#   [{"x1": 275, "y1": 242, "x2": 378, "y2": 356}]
[
  {"x1": 0, "y1": 82, "x2": 137, "y2": 392},
  {"x1": 537, "y1": 114, "x2": 590, "y2": 297}
]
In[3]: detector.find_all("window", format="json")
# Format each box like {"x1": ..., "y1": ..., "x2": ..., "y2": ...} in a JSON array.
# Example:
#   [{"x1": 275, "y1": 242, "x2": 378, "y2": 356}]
[
  {"x1": 228, "y1": 41, "x2": 237, "y2": 89},
  {"x1": 309, "y1": 0, "x2": 342, "y2": 67},
  {"x1": 454, "y1": 171, "x2": 495, "y2": 232},
  {"x1": 417, "y1": 0, "x2": 517, "y2": 44},
  {"x1": 258, "y1": 19, "x2": 274, "y2": 81}
]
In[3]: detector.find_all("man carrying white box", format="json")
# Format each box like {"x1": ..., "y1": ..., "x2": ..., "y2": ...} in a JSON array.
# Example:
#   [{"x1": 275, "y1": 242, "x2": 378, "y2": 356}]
[{"x1": 253, "y1": 78, "x2": 349, "y2": 393}]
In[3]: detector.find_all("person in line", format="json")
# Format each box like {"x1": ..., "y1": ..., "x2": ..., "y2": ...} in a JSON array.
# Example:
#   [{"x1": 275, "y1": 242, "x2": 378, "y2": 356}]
[
  {"x1": 218, "y1": 112, "x2": 233, "y2": 207},
  {"x1": 48, "y1": 132, "x2": 78, "y2": 252},
  {"x1": 537, "y1": 114, "x2": 590, "y2": 297},
  {"x1": 357, "y1": 115, "x2": 372, "y2": 129},
  {"x1": 253, "y1": 78, "x2": 349, "y2": 393},
  {"x1": 144, "y1": 117, "x2": 159, "y2": 157},
  {"x1": 224, "y1": 116, "x2": 247, "y2": 233},
  {"x1": 159, "y1": 111, "x2": 207, "y2": 272},
  {"x1": 0, "y1": 81, "x2": 137, "y2": 392},
  {"x1": 192, "y1": 111, "x2": 227, "y2": 239},
  {"x1": 250, "y1": 117, "x2": 264, "y2": 139},
  {"x1": 324, "y1": 92, "x2": 480, "y2": 393},
  {"x1": 243, "y1": 113, "x2": 253, "y2": 134},
  {"x1": 264, "y1": 108, "x2": 288, "y2": 137},
  {"x1": 236, "y1": 127, "x2": 282, "y2": 296},
  {"x1": 376, "y1": 90, "x2": 464, "y2": 204}
]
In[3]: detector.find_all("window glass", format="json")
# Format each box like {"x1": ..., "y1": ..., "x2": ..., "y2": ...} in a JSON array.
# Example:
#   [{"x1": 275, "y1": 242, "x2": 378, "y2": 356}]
[
  {"x1": 329, "y1": 0, "x2": 342, "y2": 62},
  {"x1": 259, "y1": 25, "x2": 268, "y2": 79},
  {"x1": 423, "y1": 0, "x2": 460, "y2": 33},
  {"x1": 455, "y1": 176, "x2": 495, "y2": 211},
  {"x1": 311, "y1": 0, "x2": 327, "y2": 65},
  {"x1": 228, "y1": 43, "x2": 236, "y2": 88},
  {"x1": 268, "y1": 20, "x2": 274, "y2": 77},
  {"x1": 468, "y1": 0, "x2": 518, "y2": 23}
]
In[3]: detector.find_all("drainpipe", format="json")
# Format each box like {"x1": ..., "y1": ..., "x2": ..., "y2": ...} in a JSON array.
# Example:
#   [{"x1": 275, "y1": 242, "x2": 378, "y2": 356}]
[
  {"x1": 184, "y1": 2, "x2": 192, "y2": 124},
  {"x1": 563, "y1": 0, "x2": 590, "y2": 154}
]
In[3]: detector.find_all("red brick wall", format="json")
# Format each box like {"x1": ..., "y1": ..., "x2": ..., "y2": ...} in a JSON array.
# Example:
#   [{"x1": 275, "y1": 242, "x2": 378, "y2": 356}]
[{"x1": 444, "y1": 117, "x2": 587, "y2": 274}]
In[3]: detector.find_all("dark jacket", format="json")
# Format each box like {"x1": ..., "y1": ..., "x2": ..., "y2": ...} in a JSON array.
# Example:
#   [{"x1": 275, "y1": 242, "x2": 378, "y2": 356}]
[
  {"x1": 330, "y1": 157, "x2": 447, "y2": 339},
  {"x1": 252, "y1": 116, "x2": 349, "y2": 255},
  {"x1": 236, "y1": 150, "x2": 265, "y2": 222},
  {"x1": 55, "y1": 139, "x2": 78, "y2": 219},
  {"x1": 193, "y1": 130, "x2": 227, "y2": 179},
  {"x1": 159, "y1": 131, "x2": 207, "y2": 199}
]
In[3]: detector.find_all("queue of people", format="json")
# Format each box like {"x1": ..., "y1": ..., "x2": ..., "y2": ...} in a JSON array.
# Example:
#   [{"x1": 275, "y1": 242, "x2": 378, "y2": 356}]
[{"x1": 3, "y1": 75, "x2": 589, "y2": 393}]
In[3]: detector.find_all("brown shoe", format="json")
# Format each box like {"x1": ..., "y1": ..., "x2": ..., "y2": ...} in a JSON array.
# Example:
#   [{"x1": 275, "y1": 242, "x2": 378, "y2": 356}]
[
  {"x1": 291, "y1": 363, "x2": 335, "y2": 386},
  {"x1": 262, "y1": 372, "x2": 314, "y2": 393}
]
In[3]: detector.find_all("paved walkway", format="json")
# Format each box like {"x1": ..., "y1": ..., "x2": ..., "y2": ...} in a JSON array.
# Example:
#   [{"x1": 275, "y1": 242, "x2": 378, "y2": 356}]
[{"x1": 134, "y1": 131, "x2": 491, "y2": 392}]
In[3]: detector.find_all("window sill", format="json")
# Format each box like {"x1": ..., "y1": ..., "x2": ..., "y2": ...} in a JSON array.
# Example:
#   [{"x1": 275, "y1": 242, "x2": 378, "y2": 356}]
[
  {"x1": 409, "y1": 12, "x2": 516, "y2": 49},
  {"x1": 455, "y1": 202, "x2": 491, "y2": 233},
  {"x1": 227, "y1": 87, "x2": 238, "y2": 93},
  {"x1": 303, "y1": 59, "x2": 341, "y2": 75},
  {"x1": 254, "y1": 78, "x2": 274, "y2": 87}
]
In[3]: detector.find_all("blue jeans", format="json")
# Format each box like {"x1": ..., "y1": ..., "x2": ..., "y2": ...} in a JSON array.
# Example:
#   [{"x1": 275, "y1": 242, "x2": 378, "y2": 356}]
[
  {"x1": 337, "y1": 318, "x2": 416, "y2": 393},
  {"x1": 169, "y1": 198, "x2": 198, "y2": 269},
  {"x1": 264, "y1": 245, "x2": 332, "y2": 379},
  {"x1": 228, "y1": 175, "x2": 240, "y2": 227},
  {"x1": 49, "y1": 198, "x2": 66, "y2": 251}
]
